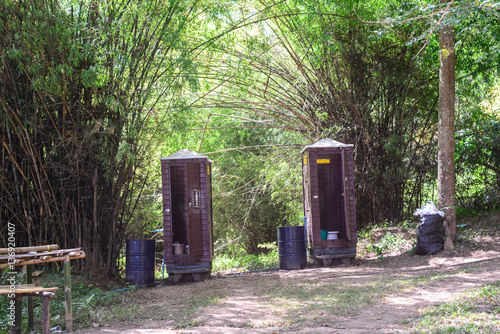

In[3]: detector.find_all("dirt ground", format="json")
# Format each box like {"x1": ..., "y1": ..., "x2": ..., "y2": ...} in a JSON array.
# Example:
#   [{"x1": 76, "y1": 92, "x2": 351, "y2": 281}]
[{"x1": 74, "y1": 215, "x2": 500, "y2": 334}]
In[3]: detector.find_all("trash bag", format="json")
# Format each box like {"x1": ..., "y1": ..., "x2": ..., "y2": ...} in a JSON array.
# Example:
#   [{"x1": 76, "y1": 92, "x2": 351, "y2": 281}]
[
  {"x1": 414, "y1": 200, "x2": 444, "y2": 217},
  {"x1": 415, "y1": 213, "x2": 444, "y2": 255}
]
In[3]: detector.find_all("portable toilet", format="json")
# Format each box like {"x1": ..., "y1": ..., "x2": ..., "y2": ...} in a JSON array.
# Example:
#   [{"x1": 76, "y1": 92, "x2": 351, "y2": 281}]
[
  {"x1": 301, "y1": 139, "x2": 357, "y2": 266},
  {"x1": 161, "y1": 149, "x2": 213, "y2": 282}
]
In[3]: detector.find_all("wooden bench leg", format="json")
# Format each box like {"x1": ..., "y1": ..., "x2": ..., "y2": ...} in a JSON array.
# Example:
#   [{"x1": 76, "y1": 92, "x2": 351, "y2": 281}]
[
  {"x1": 27, "y1": 264, "x2": 34, "y2": 331},
  {"x1": 64, "y1": 255, "x2": 73, "y2": 332},
  {"x1": 9, "y1": 292, "x2": 55, "y2": 334},
  {"x1": 11, "y1": 296, "x2": 22, "y2": 334},
  {"x1": 42, "y1": 294, "x2": 51, "y2": 334}
]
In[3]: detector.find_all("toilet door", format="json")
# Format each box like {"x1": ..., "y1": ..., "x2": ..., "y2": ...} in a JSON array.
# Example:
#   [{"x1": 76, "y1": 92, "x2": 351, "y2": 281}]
[
  {"x1": 185, "y1": 162, "x2": 203, "y2": 255},
  {"x1": 341, "y1": 149, "x2": 350, "y2": 240}
]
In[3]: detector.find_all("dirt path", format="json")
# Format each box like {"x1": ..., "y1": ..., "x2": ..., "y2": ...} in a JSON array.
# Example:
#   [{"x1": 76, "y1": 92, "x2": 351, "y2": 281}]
[
  {"x1": 75, "y1": 250, "x2": 500, "y2": 334},
  {"x1": 74, "y1": 222, "x2": 500, "y2": 334}
]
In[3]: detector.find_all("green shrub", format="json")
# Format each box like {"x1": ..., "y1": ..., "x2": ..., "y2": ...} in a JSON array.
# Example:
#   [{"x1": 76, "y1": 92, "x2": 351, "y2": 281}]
[
  {"x1": 366, "y1": 231, "x2": 407, "y2": 256},
  {"x1": 213, "y1": 243, "x2": 279, "y2": 272}
]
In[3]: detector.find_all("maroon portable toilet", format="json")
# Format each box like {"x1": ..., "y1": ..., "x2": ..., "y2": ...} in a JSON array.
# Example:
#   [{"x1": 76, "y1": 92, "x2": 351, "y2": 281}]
[
  {"x1": 301, "y1": 139, "x2": 357, "y2": 266},
  {"x1": 161, "y1": 149, "x2": 213, "y2": 282}
]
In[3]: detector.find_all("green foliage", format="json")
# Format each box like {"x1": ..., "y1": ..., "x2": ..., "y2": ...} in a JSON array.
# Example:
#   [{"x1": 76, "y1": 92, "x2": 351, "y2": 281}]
[
  {"x1": 366, "y1": 231, "x2": 408, "y2": 256},
  {"x1": 196, "y1": 113, "x2": 305, "y2": 254},
  {"x1": 352, "y1": 0, "x2": 500, "y2": 221},
  {"x1": 213, "y1": 242, "x2": 279, "y2": 272},
  {"x1": 399, "y1": 219, "x2": 418, "y2": 231},
  {"x1": 198, "y1": 0, "x2": 446, "y2": 228},
  {"x1": 455, "y1": 82, "x2": 500, "y2": 214},
  {"x1": 38, "y1": 271, "x2": 119, "y2": 330},
  {"x1": 212, "y1": 149, "x2": 292, "y2": 254}
]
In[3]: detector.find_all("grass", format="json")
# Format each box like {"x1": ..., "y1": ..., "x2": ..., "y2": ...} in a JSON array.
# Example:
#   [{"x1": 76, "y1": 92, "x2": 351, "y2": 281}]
[
  {"x1": 258, "y1": 268, "x2": 473, "y2": 330},
  {"x1": 406, "y1": 282, "x2": 500, "y2": 333},
  {"x1": 171, "y1": 294, "x2": 225, "y2": 329},
  {"x1": 95, "y1": 282, "x2": 227, "y2": 330}
]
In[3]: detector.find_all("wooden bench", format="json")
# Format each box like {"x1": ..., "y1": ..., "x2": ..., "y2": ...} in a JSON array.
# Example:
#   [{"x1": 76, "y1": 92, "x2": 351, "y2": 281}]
[
  {"x1": 0, "y1": 245, "x2": 86, "y2": 333},
  {"x1": 0, "y1": 285, "x2": 59, "y2": 334}
]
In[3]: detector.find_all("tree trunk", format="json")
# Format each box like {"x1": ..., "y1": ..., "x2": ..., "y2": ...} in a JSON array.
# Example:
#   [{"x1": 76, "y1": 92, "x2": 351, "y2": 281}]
[{"x1": 438, "y1": 0, "x2": 456, "y2": 251}]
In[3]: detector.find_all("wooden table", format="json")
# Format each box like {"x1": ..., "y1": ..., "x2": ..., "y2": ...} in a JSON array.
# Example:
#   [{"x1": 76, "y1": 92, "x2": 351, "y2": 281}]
[{"x1": 0, "y1": 245, "x2": 86, "y2": 333}]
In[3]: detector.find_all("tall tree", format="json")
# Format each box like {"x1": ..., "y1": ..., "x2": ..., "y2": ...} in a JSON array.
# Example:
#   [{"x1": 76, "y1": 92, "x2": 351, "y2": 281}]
[{"x1": 438, "y1": 0, "x2": 457, "y2": 250}]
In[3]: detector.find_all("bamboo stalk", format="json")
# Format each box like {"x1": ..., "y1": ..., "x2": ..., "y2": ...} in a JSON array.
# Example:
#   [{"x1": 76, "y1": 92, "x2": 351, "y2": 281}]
[
  {"x1": 1, "y1": 291, "x2": 56, "y2": 297},
  {"x1": 0, "y1": 252, "x2": 86, "y2": 269},
  {"x1": 0, "y1": 284, "x2": 35, "y2": 288},
  {"x1": 0, "y1": 244, "x2": 59, "y2": 254},
  {"x1": 0, "y1": 287, "x2": 59, "y2": 294},
  {"x1": 0, "y1": 248, "x2": 82, "y2": 261}
]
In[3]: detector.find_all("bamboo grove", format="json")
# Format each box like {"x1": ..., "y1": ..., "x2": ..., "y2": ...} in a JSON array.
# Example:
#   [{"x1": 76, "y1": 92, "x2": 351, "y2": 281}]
[
  {"x1": 1, "y1": 0, "x2": 499, "y2": 274},
  {"x1": 0, "y1": 0, "x2": 201, "y2": 274}
]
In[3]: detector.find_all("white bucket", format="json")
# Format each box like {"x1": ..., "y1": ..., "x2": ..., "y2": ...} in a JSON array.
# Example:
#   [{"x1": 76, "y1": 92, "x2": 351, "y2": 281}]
[
  {"x1": 327, "y1": 231, "x2": 339, "y2": 240},
  {"x1": 174, "y1": 244, "x2": 184, "y2": 255}
]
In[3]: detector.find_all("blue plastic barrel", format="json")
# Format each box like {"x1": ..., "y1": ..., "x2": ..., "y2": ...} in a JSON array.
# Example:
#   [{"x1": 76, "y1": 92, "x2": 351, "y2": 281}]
[
  {"x1": 277, "y1": 226, "x2": 307, "y2": 270},
  {"x1": 125, "y1": 239, "x2": 155, "y2": 285}
]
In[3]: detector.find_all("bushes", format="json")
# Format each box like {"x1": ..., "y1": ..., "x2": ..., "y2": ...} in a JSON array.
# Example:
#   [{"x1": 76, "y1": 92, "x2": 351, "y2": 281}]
[{"x1": 213, "y1": 243, "x2": 279, "y2": 272}]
